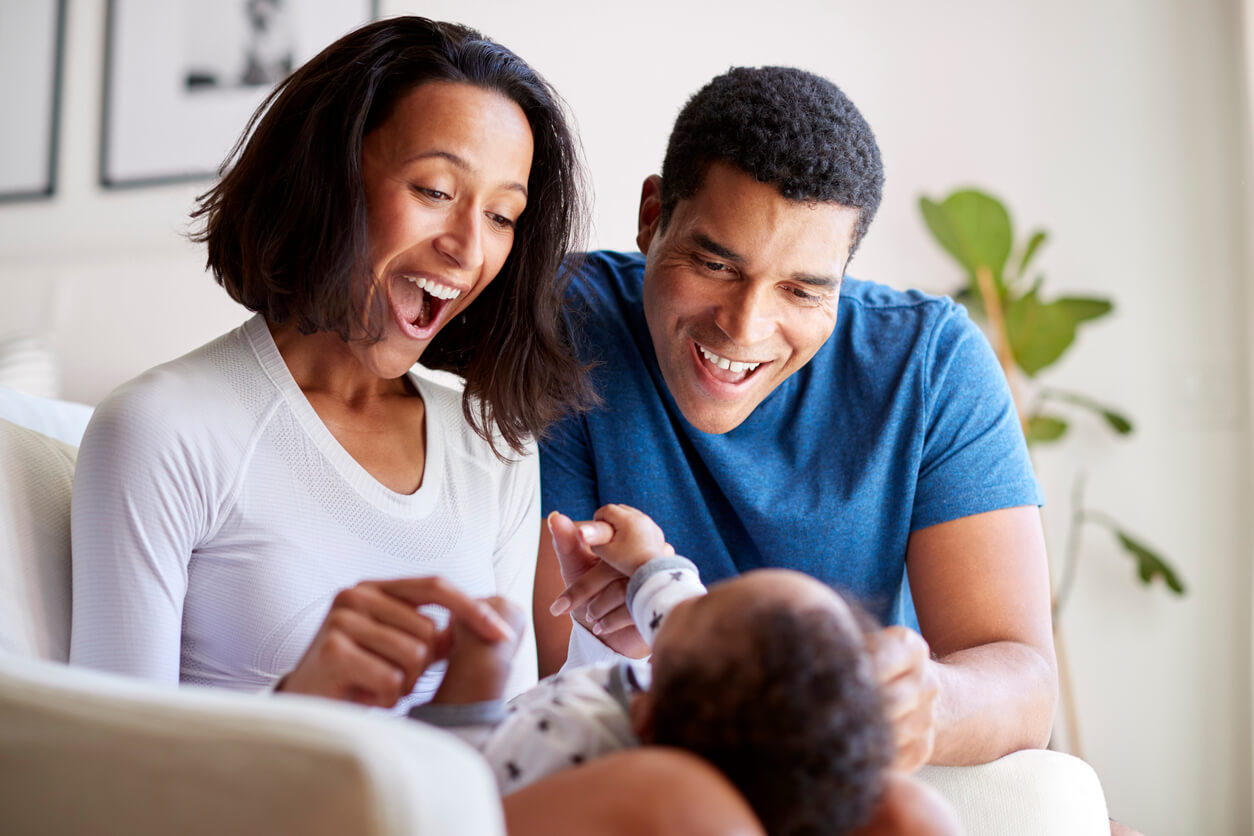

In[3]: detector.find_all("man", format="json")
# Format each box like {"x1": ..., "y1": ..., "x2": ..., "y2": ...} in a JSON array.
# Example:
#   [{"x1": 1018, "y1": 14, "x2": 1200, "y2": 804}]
[{"x1": 534, "y1": 66, "x2": 1056, "y2": 772}]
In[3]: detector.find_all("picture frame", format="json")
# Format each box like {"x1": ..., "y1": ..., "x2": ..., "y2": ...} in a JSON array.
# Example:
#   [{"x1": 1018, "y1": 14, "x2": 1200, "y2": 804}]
[
  {"x1": 101, "y1": 0, "x2": 377, "y2": 189},
  {"x1": 0, "y1": 0, "x2": 66, "y2": 202}
]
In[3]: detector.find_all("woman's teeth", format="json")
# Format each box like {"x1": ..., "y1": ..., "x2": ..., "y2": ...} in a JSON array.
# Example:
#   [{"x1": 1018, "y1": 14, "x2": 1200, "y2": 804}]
[
  {"x1": 406, "y1": 276, "x2": 464, "y2": 300},
  {"x1": 698, "y1": 345, "x2": 760, "y2": 374}
]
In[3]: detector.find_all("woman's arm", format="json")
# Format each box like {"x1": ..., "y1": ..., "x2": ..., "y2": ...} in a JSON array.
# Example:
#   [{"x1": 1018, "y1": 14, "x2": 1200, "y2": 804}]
[{"x1": 69, "y1": 389, "x2": 208, "y2": 680}]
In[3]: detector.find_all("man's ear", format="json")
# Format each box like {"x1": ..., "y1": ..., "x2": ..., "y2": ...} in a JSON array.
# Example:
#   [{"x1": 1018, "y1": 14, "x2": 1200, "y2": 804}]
[
  {"x1": 636, "y1": 174, "x2": 664, "y2": 255},
  {"x1": 629, "y1": 689, "x2": 656, "y2": 742}
]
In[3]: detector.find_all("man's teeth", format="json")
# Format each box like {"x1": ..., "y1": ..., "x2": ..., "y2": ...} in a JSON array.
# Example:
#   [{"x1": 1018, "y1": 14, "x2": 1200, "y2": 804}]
[
  {"x1": 698, "y1": 345, "x2": 760, "y2": 374},
  {"x1": 406, "y1": 276, "x2": 464, "y2": 300}
]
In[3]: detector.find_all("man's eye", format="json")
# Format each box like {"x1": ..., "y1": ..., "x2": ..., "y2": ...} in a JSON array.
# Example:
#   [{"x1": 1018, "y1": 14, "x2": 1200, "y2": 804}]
[
  {"x1": 790, "y1": 287, "x2": 822, "y2": 304},
  {"x1": 702, "y1": 260, "x2": 729, "y2": 273}
]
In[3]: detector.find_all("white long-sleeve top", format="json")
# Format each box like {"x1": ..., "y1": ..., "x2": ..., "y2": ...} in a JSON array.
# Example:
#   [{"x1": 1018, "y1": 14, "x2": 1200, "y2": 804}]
[{"x1": 70, "y1": 315, "x2": 539, "y2": 711}]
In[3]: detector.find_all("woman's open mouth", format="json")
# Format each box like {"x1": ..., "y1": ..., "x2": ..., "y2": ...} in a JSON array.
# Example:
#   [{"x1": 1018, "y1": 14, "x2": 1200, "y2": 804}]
[{"x1": 391, "y1": 274, "x2": 466, "y2": 339}]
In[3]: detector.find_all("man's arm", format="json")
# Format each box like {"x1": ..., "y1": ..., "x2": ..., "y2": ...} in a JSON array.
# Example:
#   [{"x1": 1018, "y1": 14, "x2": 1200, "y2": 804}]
[
  {"x1": 880, "y1": 504, "x2": 1057, "y2": 767},
  {"x1": 534, "y1": 532, "x2": 573, "y2": 677}
]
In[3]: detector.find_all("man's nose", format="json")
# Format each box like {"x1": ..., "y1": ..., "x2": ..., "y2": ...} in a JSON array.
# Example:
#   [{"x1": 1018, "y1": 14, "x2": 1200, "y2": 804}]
[{"x1": 714, "y1": 282, "x2": 778, "y2": 346}]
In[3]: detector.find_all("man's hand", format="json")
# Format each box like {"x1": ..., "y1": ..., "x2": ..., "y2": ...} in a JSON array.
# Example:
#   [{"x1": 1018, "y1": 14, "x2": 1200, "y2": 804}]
[
  {"x1": 546, "y1": 510, "x2": 650, "y2": 657},
  {"x1": 277, "y1": 577, "x2": 516, "y2": 708},
  {"x1": 432, "y1": 595, "x2": 527, "y2": 705},
  {"x1": 868, "y1": 626, "x2": 940, "y2": 772}
]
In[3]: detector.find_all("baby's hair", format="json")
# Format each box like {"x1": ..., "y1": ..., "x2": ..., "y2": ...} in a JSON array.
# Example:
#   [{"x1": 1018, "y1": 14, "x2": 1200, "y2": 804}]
[{"x1": 648, "y1": 600, "x2": 891, "y2": 835}]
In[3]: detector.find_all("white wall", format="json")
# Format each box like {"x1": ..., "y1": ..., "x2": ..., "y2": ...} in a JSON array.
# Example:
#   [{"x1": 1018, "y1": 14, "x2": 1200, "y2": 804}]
[{"x1": 1, "y1": 1, "x2": 1250, "y2": 831}]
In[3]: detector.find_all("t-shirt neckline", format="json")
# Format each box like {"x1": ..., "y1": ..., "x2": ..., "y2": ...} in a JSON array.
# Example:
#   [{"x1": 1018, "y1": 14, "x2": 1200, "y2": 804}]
[{"x1": 242, "y1": 314, "x2": 444, "y2": 518}]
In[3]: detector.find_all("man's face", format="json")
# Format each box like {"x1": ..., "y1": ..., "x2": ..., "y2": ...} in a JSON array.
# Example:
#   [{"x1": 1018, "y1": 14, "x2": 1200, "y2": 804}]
[{"x1": 637, "y1": 161, "x2": 860, "y2": 434}]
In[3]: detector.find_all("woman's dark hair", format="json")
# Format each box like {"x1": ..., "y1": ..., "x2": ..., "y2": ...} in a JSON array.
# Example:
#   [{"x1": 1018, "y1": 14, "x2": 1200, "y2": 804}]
[
  {"x1": 191, "y1": 16, "x2": 594, "y2": 455},
  {"x1": 649, "y1": 602, "x2": 892, "y2": 836},
  {"x1": 660, "y1": 65, "x2": 884, "y2": 258}
]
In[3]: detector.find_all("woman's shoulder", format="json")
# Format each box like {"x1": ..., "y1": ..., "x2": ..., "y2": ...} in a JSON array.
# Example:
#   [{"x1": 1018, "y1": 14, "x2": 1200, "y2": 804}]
[{"x1": 87, "y1": 323, "x2": 275, "y2": 453}]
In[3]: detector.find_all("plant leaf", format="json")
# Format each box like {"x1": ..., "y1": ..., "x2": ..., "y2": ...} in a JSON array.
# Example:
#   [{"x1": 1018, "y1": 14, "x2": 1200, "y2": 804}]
[
  {"x1": 1016, "y1": 229, "x2": 1048, "y2": 281},
  {"x1": 1005, "y1": 291, "x2": 1114, "y2": 376},
  {"x1": 1005, "y1": 288, "x2": 1076, "y2": 375},
  {"x1": 1040, "y1": 388, "x2": 1134, "y2": 435},
  {"x1": 920, "y1": 191, "x2": 1013, "y2": 290},
  {"x1": 1057, "y1": 296, "x2": 1113, "y2": 324},
  {"x1": 1026, "y1": 414, "x2": 1068, "y2": 444},
  {"x1": 1115, "y1": 530, "x2": 1186, "y2": 595},
  {"x1": 920, "y1": 197, "x2": 974, "y2": 276},
  {"x1": 1102, "y1": 409, "x2": 1133, "y2": 434}
]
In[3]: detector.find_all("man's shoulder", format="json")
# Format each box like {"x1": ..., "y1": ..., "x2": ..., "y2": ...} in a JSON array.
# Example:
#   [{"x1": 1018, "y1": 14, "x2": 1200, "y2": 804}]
[
  {"x1": 839, "y1": 277, "x2": 959, "y2": 317},
  {"x1": 835, "y1": 278, "x2": 975, "y2": 352},
  {"x1": 564, "y1": 250, "x2": 645, "y2": 307}
]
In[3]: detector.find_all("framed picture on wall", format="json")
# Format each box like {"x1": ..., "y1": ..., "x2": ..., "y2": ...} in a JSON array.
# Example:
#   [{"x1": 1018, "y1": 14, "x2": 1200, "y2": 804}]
[
  {"x1": 101, "y1": 0, "x2": 377, "y2": 188},
  {"x1": 0, "y1": 0, "x2": 66, "y2": 202}
]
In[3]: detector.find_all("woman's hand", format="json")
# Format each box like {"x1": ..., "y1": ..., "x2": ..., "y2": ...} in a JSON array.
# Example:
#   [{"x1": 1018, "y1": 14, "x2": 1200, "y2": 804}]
[
  {"x1": 868, "y1": 625, "x2": 941, "y2": 772},
  {"x1": 277, "y1": 577, "x2": 516, "y2": 708}
]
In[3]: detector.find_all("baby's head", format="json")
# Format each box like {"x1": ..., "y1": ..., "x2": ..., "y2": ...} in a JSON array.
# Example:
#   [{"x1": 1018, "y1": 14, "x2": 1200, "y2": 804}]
[{"x1": 633, "y1": 569, "x2": 891, "y2": 835}]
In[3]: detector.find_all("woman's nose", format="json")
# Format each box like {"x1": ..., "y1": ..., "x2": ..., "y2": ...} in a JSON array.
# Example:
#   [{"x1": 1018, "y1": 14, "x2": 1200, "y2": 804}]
[{"x1": 435, "y1": 205, "x2": 484, "y2": 271}]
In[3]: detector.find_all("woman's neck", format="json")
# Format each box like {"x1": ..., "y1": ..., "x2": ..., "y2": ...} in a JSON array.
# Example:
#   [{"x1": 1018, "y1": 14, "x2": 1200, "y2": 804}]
[{"x1": 268, "y1": 319, "x2": 415, "y2": 405}]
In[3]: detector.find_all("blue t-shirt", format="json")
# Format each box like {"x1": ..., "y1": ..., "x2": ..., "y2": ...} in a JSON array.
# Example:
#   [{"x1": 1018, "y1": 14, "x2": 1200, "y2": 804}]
[{"x1": 539, "y1": 251, "x2": 1042, "y2": 624}]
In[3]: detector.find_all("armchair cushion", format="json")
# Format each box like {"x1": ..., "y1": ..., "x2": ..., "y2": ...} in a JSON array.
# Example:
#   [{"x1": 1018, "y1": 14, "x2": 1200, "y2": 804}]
[{"x1": 0, "y1": 417, "x2": 75, "y2": 661}]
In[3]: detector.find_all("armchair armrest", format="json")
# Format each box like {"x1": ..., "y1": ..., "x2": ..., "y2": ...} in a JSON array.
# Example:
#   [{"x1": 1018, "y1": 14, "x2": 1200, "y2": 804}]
[{"x1": 0, "y1": 653, "x2": 504, "y2": 836}]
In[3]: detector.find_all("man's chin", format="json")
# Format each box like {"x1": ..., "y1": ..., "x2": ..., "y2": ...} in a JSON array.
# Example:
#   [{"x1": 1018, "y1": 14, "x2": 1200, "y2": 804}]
[{"x1": 675, "y1": 395, "x2": 755, "y2": 435}]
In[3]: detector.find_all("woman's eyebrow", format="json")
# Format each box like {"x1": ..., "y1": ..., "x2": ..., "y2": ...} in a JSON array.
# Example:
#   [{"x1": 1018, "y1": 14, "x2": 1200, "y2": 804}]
[{"x1": 402, "y1": 149, "x2": 528, "y2": 197}]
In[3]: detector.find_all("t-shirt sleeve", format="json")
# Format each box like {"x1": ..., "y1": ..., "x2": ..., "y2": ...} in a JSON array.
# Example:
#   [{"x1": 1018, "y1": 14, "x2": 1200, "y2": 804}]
[
  {"x1": 69, "y1": 384, "x2": 216, "y2": 682},
  {"x1": 910, "y1": 305, "x2": 1043, "y2": 531},
  {"x1": 493, "y1": 440, "x2": 542, "y2": 701}
]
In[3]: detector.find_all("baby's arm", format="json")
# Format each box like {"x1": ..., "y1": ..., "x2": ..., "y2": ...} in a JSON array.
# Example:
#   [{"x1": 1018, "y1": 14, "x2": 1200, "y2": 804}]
[
  {"x1": 559, "y1": 503, "x2": 705, "y2": 645},
  {"x1": 588, "y1": 504, "x2": 673, "y2": 576}
]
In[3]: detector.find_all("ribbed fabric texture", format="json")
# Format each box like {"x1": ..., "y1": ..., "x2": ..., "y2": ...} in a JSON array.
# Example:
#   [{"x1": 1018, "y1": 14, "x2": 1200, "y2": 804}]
[{"x1": 70, "y1": 316, "x2": 538, "y2": 712}]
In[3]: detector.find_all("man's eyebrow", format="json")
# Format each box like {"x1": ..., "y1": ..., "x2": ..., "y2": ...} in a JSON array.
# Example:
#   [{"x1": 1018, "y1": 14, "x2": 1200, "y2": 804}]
[
  {"x1": 792, "y1": 272, "x2": 843, "y2": 289},
  {"x1": 690, "y1": 233, "x2": 743, "y2": 263},
  {"x1": 402, "y1": 149, "x2": 528, "y2": 197}
]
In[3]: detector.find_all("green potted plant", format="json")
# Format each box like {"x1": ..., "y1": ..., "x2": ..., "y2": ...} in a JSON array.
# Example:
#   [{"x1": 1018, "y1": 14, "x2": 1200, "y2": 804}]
[{"x1": 918, "y1": 188, "x2": 1186, "y2": 752}]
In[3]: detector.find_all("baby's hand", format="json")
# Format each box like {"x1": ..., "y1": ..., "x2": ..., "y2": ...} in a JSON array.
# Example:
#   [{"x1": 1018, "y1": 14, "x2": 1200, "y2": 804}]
[
  {"x1": 589, "y1": 504, "x2": 674, "y2": 576},
  {"x1": 431, "y1": 596, "x2": 526, "y2": 705}
]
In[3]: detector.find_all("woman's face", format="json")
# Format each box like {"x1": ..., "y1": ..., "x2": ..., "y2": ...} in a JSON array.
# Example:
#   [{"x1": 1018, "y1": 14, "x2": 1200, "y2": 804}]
[{"x1": 357, "y1": 81, "x2": 534, "y2": 378}]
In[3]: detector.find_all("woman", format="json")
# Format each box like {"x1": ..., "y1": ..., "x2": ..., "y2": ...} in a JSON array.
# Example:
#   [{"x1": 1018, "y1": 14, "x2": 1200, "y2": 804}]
[
  {"x1": 69, "y1": 17, "x2": 766, "y2": 834},
  {"x1": 69, "y1": 16, "x2": 591, "y2": 712}
]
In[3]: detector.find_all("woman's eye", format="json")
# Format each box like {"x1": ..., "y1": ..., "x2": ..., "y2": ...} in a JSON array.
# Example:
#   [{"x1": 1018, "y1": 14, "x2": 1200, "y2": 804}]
[
  {"x1": 488, "y1": 213, "x2": 516, "y2": 231},
  {"x1": 413, "y1": 186, "x2": 449, "y2": 200}
]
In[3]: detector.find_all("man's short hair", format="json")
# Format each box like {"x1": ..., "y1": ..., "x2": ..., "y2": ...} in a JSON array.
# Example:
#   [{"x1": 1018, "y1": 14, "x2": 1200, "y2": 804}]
[
  {"x1": 648, "y1": 601, "x2": 892, "y2": 835},
  {"x1": 660, "y1": 66, "x2": 884, "y2": 256}
]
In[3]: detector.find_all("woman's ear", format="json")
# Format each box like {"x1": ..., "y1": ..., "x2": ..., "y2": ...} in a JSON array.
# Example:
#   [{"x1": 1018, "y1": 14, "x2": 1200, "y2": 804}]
[
  {"x1": 636, "y1": 175, "x2": 664, "y2": 255},
  {"x1": 629, "y1": 689, "x2": 656, "y2": 742}
]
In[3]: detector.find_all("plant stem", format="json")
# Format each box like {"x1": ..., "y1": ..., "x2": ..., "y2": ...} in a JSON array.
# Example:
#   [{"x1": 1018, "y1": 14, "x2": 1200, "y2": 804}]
[
  {"x1": 973, "y1": 265, "x2": 1026, "y2": 435},
  {"x1": 1054, "y1": 626, "x2": 1084, "y2": 759},
  {"x1": 1053, "y1": 472, "x2": 1087, "y2": 620}
]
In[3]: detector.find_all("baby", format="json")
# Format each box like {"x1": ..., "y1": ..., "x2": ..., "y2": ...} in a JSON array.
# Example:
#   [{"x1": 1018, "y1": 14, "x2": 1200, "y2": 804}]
[{"x1": 411, "y1": 504, "x2": 959, "y2": 836}]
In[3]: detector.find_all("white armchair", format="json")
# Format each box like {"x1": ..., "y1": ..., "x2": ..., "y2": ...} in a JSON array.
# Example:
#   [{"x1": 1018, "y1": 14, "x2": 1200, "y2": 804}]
[
  {"x1": 0, "y1": 390, "x2": 1112, "y2": 835},
  {"x1": 0, "y1": 412, "x2": 504, "y2": 836}
]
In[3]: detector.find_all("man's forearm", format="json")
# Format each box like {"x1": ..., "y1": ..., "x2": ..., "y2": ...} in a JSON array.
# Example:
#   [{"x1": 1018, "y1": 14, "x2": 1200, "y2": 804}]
[{"x1": 929, "y1": 639, "x2": 1058, "y2": 765}]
